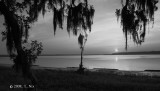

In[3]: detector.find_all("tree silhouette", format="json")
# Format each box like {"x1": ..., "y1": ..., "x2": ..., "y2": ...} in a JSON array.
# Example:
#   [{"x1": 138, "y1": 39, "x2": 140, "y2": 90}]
[
  {"x1": 116, "y1": 0, "x2": 158, "y2": 50},
  {"x1": 0, "y1": 0, "x2": 43, "y2": 88},
  {"x1": 0, "y1": 0, "x2": 94, "y2": 87},
  {"x1": 77, "y1": 33, "x2": 88, "y2": 73}
]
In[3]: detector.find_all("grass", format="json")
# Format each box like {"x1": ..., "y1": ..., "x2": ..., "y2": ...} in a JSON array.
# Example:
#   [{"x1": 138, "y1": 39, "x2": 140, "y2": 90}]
[{"x1": 0, "y1": 66, "x2": 160, "y2": 91}]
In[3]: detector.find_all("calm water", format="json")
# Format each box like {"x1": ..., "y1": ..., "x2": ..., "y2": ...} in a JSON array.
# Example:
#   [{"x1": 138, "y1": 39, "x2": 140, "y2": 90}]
[{"x1": 0, "y1": 55, "x2": 160, "y2": 71}]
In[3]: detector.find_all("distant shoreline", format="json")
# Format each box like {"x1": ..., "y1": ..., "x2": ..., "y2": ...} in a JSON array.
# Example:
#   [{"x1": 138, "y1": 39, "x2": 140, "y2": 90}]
[
  {"x1": 112, "y1": 51, "x2": 160, "y2": 55},
  {"x1": 1, "y1": 51, "x2": 160, "y2": 57}
]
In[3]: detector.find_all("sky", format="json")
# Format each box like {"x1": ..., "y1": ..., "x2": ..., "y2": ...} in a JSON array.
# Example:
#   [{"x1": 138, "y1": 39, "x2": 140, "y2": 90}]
[{"x1": 0, "y1": 0, "x2": 160, "y2": 55}]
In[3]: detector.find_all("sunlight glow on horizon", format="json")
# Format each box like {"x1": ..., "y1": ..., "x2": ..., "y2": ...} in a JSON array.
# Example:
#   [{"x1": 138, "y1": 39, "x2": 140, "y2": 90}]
[
  {"x1": 115, "y1": 48, "x2": 119, "y2": 52},
  {"x1": 0, "y1": 0, "x2": 160, "y2": 55}
]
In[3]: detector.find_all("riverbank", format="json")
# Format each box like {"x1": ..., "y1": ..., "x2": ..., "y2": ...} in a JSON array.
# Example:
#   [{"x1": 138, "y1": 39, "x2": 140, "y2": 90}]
[{"x1": 0, "y1": 64, "x2": 160, "y2": 91}]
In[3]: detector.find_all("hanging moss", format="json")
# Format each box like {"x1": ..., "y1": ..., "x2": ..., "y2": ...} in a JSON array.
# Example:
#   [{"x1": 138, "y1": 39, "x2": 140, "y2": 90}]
[
  {"x1": 0, "y1": 0, "x2": 95, "y2": 75},
  {"x1": 116, "y1": 0, "x2": 158, "y2": 50}
]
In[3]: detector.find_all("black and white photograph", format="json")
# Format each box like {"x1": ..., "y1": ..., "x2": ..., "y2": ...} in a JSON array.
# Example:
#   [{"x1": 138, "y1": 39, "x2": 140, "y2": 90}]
[{"x1": 0, "y1": 0, "x2": 160, "y2": 91}]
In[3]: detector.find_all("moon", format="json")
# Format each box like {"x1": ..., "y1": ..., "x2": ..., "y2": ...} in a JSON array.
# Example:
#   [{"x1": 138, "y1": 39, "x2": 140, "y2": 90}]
[{"x1": 115, "y1": 48, "x2": 119, "y2": 52}]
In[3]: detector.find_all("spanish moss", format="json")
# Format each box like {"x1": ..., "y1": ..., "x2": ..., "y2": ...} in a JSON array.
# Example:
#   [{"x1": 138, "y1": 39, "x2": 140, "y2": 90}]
[
  {"x1": 116, "y1": 0, "x2": 158, "y2": 50},
  {"x1": 0, "y1": 0, "x2": 94, "y2": 86}
]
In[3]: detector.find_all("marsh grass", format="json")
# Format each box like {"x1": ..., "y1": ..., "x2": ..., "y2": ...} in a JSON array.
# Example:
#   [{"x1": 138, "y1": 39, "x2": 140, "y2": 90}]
[{"x1": 0, "y1": 66, "x2": 160, "y2": 91}]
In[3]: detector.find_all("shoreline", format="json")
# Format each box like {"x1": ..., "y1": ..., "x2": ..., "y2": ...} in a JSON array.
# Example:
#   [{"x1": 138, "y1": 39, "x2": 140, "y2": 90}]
[{"x1": 1, "y1": 63, "x2": 160, "y2": 77}]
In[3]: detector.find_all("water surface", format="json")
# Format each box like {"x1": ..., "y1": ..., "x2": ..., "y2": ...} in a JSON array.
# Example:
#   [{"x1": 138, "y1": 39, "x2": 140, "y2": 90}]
[{"x1": 0, "y1": 55, "x2": 160, "y2": 71}]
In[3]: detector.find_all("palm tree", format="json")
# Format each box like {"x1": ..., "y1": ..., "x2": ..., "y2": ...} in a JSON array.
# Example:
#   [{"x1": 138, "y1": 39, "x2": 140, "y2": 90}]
[
  {"x1": 116, "y1": 0, "x2": 158, "y2": 50},
  {"x1": 0, "y1": 0, "x2": 94, "y2": 86}
]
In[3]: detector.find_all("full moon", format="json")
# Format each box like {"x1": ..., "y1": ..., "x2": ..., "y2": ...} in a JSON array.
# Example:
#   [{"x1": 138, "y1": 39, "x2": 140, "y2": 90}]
[{"x1": 115, "y1": 48, "x2": 119, "y2": 52}]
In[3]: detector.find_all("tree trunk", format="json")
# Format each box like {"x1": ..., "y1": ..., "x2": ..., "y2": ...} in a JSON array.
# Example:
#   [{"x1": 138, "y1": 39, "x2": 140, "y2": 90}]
[
  {"x1": 79, "y1": 47, "x2": 84, "y2": 69},
  {"x1": 125, "y1": 29, "x2": 128, "y2": 50},
  {"x1": 0, "y1": 1, "x2": 37, "y2": 87},
  {"x1": 78, "y1": 48, "x2": 84, "y2": 74}
]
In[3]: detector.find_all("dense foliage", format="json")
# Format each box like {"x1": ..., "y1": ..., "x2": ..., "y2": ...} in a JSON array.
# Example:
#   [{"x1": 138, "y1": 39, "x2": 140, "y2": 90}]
[
  {"x1": 116, "y1": 0, "x2": 158, "y2": 50},
  {"x1": 0, "y1": 0, "x2": 94, "y2": 85}
]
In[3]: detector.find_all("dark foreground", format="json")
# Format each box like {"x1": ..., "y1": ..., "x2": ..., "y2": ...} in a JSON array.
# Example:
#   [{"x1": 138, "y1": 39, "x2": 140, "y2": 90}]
[{"x1": 0, "y1": 66, "x2": 160, "y2": 91}]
